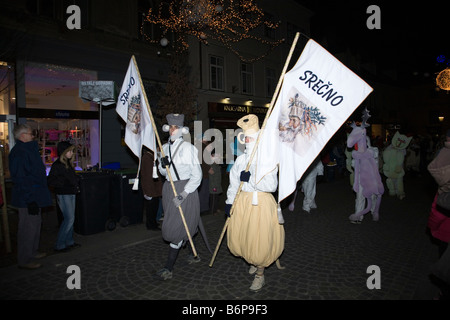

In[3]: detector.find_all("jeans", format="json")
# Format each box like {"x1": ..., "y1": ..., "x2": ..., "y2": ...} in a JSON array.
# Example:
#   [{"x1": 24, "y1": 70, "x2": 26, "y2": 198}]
[{"x1": 55, "y1": 194, "x2": 76, "y2": 250}]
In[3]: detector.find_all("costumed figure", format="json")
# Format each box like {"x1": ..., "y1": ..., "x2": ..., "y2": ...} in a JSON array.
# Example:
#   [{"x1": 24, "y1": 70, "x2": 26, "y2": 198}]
[
  {"x1": 156, "y1": 113, "x2": 211, "y2": 280},
  {"x1": 353, "y1": 136, "x2": 381, "y2": 222},
  {"x1": 382, "y1": 131, "x2": 412, "y2": 200},
  {"x1": 347, "y1": 109, "x2": 384, "y2": 223},
  {"x1": 345, "y1": 133, "x2": 355, "y2": 187},
  {"x1": 288, "y1": 157, "x2": 324, "y2": 213},
  {"x1": 225, "y1": 114, "x2": 285, "y2": 292},
  {"x1": 427, "y1": 129, "x2": 450, "y2": 300},
  {"x1": 405, "y1": 136, "x2": 421, "y2": 174}
]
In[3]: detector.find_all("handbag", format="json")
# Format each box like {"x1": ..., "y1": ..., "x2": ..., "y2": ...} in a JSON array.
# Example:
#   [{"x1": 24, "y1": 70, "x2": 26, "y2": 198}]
[{"x1": 436, "y1": 192, "x2": 450, "y2": 217}]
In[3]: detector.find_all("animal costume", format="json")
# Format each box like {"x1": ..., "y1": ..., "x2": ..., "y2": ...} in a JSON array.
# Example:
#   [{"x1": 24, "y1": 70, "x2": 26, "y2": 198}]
[
  {"x1": 225, "y1": 114, "x2": 285, "y2": 292},
  {"x1": 382, "y1": 131, "x2": 412, "y2": 200},
  {"x1": 347, "y1": 109, "x2": 384, "y2": 223}
]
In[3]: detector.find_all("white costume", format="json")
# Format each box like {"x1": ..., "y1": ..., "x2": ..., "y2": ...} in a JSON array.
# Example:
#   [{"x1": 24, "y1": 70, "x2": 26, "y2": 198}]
[{"x1": 225, "y1": 114, "x2": 285, "y2": 292}]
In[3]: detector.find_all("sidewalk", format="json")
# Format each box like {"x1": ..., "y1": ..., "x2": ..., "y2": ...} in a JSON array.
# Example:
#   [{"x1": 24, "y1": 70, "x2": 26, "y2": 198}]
[{"x1": 0, "y1": 172, "x2": 442, "y2": 300}]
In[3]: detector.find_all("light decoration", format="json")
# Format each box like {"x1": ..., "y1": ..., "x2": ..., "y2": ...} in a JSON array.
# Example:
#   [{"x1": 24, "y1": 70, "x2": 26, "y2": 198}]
[
  {"x1": 436, "y1": 68, "x2": 450, "y2": 91},
  {"x1": 140, "y1": 0, "x2": 285, "y2": 62}
]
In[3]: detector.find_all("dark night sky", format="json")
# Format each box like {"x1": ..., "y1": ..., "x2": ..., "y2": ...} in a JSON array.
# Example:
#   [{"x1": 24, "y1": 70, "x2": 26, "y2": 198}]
[{"x1": 295, "y1": 1, "x2": 450, "y2": 84}]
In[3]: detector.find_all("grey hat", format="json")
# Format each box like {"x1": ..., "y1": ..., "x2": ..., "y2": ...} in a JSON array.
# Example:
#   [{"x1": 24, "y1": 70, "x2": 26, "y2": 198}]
[{"x1": 166, "y1": 113, "x2": 184, "y2": 127}]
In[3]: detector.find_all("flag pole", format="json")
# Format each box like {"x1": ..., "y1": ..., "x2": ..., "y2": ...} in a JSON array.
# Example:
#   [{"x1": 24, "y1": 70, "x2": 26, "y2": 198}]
[
  {"x1": 209, "y1": 32, "x2": 301, "y2": 267},
  {"x1": 132, "y1": 55, "x2": 198, "y2": 257}
]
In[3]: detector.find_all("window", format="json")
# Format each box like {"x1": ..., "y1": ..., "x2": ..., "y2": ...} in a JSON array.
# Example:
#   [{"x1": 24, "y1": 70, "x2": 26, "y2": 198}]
[
  {"x1": 241, "y1": 63, "x2": 253, "y2": 94},
  {"x1": 138, "y1": 0, "x2": 165, "y2": 41},
  {"x1": 210, "y1": 55, "x2": 224, "y2": 91},
  {"x1": 264, "y1": 12, "x2": 277, "y2": 40},
  {"x1": 265, "y1": 67, "x2": 276, "y2": 97}
]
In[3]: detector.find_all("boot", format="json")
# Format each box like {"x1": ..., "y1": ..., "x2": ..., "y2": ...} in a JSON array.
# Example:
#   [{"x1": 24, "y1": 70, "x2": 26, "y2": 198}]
[
  {"x1": 249, "y1": 275, "x2": 265, "y2": 292},
  {"x1": 156, "y1": 246, "x2": 179, "y2": 280}
]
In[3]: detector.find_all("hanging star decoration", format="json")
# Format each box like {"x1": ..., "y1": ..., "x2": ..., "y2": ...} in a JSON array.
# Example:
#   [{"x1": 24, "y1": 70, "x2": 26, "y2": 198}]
[{"x1": 140, "y1": 0, "x2": 285, "y2": 62}]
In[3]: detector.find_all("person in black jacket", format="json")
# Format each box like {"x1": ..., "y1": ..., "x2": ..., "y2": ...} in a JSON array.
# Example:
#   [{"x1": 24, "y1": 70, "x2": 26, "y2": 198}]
[
  {"x1": 9, "y1": 124, "x2": 53, "y2": 269},
  {"x1": 47, "y1": 141, "x2": 80, "y2": 252}
]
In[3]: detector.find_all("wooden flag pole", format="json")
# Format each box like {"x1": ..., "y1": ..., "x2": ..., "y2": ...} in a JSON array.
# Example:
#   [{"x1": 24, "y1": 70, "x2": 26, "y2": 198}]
[
  {"x1": 132, "y1": 56, "x2": 198, "y2": 257},
  {"x1": 209, "y1": 32, "x2": 301, "y2": 267}
]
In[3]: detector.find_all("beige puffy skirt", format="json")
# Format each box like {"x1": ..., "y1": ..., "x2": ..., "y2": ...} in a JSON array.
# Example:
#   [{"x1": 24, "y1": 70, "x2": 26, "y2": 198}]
[{"x1": 227, "y1": 192, "x2": 285, "y2": 267}]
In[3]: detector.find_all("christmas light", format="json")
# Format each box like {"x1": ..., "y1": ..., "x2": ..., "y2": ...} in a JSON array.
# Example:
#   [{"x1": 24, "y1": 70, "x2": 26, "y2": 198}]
[
  {"x1": 436, "y1": 68, "x2": 450, "y2": 91},
  {"x1": 140, "y1": 0, "x2": 285, "y2": 62}
]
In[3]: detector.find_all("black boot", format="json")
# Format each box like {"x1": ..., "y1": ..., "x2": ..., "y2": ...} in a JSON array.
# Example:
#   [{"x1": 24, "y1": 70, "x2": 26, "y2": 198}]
[{"x1": 155, "y1": 246, "x2": 179, "y2": 280}]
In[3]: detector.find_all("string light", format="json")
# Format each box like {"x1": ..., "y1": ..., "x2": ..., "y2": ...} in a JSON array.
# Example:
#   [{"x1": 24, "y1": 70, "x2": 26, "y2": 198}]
[
  {"x1": 140, "y1": 0, "x2": 285, "y2": 62},
  {"x1": 436, "y1": 68, "x2": 450, "y2": 91}
]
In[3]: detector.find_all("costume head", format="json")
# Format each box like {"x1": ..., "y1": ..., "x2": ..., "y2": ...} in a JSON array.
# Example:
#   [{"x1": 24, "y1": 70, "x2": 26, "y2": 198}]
[
  {"x1": 391, "y1": 131, "x2": 412, "y2": 150},
  {"x1": 162, "y1": 113, "x2": 189, "y2": 141},
  {"x1": 237, "y1": 114, "x2": 260, "y2": 153}
]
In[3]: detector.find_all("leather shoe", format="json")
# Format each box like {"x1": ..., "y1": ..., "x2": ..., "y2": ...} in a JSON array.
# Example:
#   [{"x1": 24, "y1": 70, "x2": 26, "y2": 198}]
[
  {"x1": 19, "y1": 262, "x2": 41, "y2": 270},
  {"x1": 69, "y1": 243, "x2": 81, "y2": 249},
  {"x1": 34, "y1": 252, "x2": 47, "y2": 259}
]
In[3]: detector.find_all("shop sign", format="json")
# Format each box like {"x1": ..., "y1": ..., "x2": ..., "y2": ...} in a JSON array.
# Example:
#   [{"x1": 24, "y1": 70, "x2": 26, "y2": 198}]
[{"x1": 209, "y1": 102, "x2": 268, "y2": 115}]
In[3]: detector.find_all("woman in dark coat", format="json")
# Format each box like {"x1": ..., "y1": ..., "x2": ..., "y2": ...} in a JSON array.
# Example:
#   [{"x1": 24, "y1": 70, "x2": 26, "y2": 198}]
[{"x1": 48, "y1": 141, "x2": 80, "y2": 252}]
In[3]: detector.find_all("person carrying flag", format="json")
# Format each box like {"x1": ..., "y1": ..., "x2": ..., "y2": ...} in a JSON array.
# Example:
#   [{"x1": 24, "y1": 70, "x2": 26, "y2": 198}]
[
  {"x1": 225, "y1": 114, "x2": 285, "y2": 292},
  {"x1": 155, "y1": 113, "x2": 203, "y2": 280}
]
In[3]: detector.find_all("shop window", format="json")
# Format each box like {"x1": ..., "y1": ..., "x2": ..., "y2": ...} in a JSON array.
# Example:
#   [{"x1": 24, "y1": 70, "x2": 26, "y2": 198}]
[{"x1": 27, "y1": 118, "x2": 99, "y2": 173}]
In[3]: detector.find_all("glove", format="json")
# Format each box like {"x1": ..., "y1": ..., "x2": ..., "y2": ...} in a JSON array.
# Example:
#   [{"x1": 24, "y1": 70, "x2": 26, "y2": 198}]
[
  {"x1": 225, "y1": 204, "x2": 232, "y2": 217},
  {"x1": 172, "y1": 190, "x2": 188, "y2": 208},
  {"x1": 240, "y1": 170, "x2": 251, "y2": 182},
  {"x1": 27, "y1": 202, "x2": 39, "y2": 215},
  {"x1": 161, "y1": 156, "x2": 170, "y2": 168}
]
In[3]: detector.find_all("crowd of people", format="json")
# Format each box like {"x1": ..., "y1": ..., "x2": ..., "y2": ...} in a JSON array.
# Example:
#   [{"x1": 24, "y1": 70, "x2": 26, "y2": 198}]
[{"x1": 6, "y1": 117, "x2": 450, "y2": 298}]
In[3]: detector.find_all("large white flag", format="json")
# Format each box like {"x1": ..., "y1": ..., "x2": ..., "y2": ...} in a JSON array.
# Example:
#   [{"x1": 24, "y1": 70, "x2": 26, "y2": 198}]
[
  {"x1": 256, "y1": 39, "x2": 373, "y2": 201},
  {"x1": 116, "y1": 56, "x2": 156, "y2": 158}
]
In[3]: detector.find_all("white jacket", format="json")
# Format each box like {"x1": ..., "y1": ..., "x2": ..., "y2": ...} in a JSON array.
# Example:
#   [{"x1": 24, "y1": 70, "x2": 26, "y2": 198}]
[
  {"x1": 226, "y1": 148, "x2": 278, "y2": 205},
  {"x1": 158, "y1": 138, "x2": 202, "y2": 194}
]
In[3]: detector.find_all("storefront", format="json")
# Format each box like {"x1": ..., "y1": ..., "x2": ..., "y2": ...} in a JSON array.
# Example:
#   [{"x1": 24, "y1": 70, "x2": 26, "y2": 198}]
[{"x1": 0, "y1": 60, "x2": 102, "y2": 175}]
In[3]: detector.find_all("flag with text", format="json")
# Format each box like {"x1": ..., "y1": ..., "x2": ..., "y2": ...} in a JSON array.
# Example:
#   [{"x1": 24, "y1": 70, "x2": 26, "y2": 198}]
[
  {"x1": 116, "y1": 57, "x2": 156, "y2": 158},
  {"x1": 256, "y1": 39, "x2": 373, "y2": 201}
]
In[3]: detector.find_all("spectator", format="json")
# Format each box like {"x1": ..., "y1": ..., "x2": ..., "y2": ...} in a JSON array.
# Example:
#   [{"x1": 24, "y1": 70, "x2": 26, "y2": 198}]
[{"x1": 9, "y1": 124, "x2": 52, "y2": 269}]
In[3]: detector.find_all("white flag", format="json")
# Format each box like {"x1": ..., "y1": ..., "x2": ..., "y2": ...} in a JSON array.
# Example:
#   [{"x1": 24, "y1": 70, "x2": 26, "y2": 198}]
[
  {"x1": 116, "y1": 56, "x2": 156, "y2": 158},
  {"x1": 256, "y1": 39, "x2": 373, "y2": 201}
]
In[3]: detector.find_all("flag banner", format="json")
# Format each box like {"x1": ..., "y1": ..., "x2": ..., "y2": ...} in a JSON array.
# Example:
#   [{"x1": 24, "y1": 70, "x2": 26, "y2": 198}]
[
  {"x1": 116, "y1": 57, "x2": 155, "y2": 158},
  {"x1": 256, "y1": 39, "x2": 373, "y2": 202}
]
